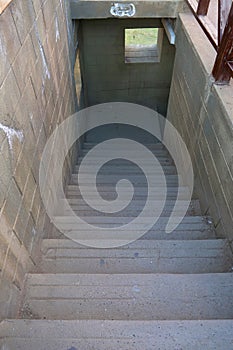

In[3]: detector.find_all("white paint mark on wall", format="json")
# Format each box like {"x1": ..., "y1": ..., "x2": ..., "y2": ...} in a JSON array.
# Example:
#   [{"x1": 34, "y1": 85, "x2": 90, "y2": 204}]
[
  {"x1": 39, "y1": 40, "x2": 51, "y2": 80},
  {"x1": 34, "y1": 22, "x2": 51, "y2": 87},
  {"x1": 55, "y1": 17, "x2": 60, "y2": 42},
  {"x1": 0, "y1": 123, "x2": 24, "y2": 152},
  {"x1": 110, "y1": 3, "x2": 136, "y2": 17},
  {"x1": 0, "y1": 36, "x2": 6, "y2": 57},
  {"x1": 32, "y1": 227, "x2": 37, "y2": 236}
]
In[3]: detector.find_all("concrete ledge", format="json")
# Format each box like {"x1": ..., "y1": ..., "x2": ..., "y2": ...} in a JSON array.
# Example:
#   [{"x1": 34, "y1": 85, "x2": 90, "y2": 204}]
[
  {"x1": 213, "y1": 82, "x2": 233, "y2": 132},
  {"x1": 70, "y1": 0, "x2": 188, "y2": 19},
  {"x1": 178, "y1": 13, "x2": 216, "y2": 76}
]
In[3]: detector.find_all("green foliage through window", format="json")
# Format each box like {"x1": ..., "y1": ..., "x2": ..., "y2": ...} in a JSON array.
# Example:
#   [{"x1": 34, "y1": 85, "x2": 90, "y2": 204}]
[
  {"x1": 124, "y1": 28, "x2": 162, "y2": 63},
  {"x1": 125, "y1": 28, "x2": 159, "y2": 47}
]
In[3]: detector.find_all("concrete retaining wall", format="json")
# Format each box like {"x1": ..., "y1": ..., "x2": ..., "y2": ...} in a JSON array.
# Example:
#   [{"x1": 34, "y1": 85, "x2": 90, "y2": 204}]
[
  {"x1": 79, "y1": 18, "x2": 175, "y2": 116},
  {"x1": 0, "y1": 0, "x2": 77, "y2": 319},
  {"x1": 167, "y1": 13, "x2": 233, "y2": 244}
]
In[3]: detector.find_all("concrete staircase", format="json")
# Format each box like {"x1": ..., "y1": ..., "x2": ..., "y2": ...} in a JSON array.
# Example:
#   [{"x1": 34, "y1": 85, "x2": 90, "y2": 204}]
[{"x1": 1, "y1": 142, "x2": 233, "y2": 349}]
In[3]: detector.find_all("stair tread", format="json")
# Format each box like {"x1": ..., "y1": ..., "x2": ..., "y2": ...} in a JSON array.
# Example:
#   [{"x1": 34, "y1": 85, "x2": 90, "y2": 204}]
[
  {"x1": 74, "y1": 170, "x2": 177, "y2": 175},
  {"x1": 52, "y1": 215, "x2": 210, "y2": 223},
  {"x1": 66, "y1": 185, "x2": 190, "y2": 199},
  {"x1": 83, "y1": 142, "x2": 165, "y2": 148},
  {"x1": 21, "y1": 273, "x2": 233, "y2": 320},
  {"x1": 50, "y1": 229, "x2": 215, "y2": 240},
  {"x1": 77, "y1": 159, "x2": 174, "y2": 166},
  {"x1": 27, "y1": 272, "x2": 233, "y2": 285},
  {"x1": 1, "y1": 319, "x2": 233, "y2": 350},
  {"x1": 71, "y1": 175, "x2": 178, "y2": 184},
  {"x1": 37, "y1": 239, "x2": 232, "y2": 274},
  {"x1": 56, "y1": 198, "x2": 201, "y2": 217},
  {"x1": 42, "y1": 238, "x2": 225, "y2": 249},
  {"x1": 67, "y1": 185, "x2": 188, "y2": 190},
  {"x1": 79, "y1": 146, "x2": 167, "y2": 152},
  {"x1": 50, "y1": 216, "x2": 214, "y2": 237},
  {"x1": 74, "y1": 164, "x2": 176, "y2": 170}
]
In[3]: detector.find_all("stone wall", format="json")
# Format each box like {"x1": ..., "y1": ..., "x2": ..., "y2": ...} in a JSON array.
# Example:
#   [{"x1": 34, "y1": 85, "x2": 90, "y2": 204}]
[
  {"x1": 79, "y1": 18, "x2": 175, "y2": 116},
  {"x1": 0, "y1": 0, "x2": 77, "y2": 318},
  {"x1": 167, "y1": 13, "x2": 233, "y2": 244}
]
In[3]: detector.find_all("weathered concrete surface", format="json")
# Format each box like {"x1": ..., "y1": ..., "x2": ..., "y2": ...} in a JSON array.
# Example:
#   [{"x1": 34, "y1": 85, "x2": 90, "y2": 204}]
[
  {"x1": 71, "y1": 0, "x2": 189, "y2": 19},
  {"x1": 167, "y1": 13, "x2": 233, "y2": 242},
  {"x1": 21, "y1": 273, "x2": 233, "y2": 320},
  {"x1": 55, "y1": 199, "x2": 201, "y2": 216},
  {"x1": 1, "y1": 319, "x2": 233, "y2": 349},
  {"x1": 0, "y1": 0, "x2": 78, "y2": 319},
  {"x1": 38, "y1": 238, "x2": 232, "y2": 274}
]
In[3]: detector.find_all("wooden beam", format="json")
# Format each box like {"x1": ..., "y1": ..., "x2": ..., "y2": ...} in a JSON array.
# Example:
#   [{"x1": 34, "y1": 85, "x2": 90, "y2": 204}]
[
  {"x1": 197, "y1": 0, "x2": 211, "y2": 15},
  {"x1": 218, "y1": 0, "x2": 232, "y2": 43},
  {"x1": 186, "y1": 0, "x2": 218, "y2": 48},
  {"x1": 213, "y1": 2, "x2": 233, "y2": 83}
]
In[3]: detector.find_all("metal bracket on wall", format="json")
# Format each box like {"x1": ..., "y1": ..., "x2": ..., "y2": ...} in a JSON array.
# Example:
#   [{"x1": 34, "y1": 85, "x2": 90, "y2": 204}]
[
  {"x1": 110, "y1": 3, "x2": 136, "y2": 17},
  {"x1": 161, "y1": 19, "x2": 176, "y2": 45}
]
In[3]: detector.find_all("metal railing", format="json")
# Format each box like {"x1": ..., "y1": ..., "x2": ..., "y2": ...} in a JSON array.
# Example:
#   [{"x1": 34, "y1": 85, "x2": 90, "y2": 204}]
[{"x1": 186, "y1": 0, "x2": 233, "y2": 84}]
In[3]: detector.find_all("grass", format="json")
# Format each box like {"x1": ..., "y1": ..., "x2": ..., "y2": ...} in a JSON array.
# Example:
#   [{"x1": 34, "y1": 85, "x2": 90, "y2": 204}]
[{"x1": 125, "y1": 28, "x2": 158, "y2": 46}]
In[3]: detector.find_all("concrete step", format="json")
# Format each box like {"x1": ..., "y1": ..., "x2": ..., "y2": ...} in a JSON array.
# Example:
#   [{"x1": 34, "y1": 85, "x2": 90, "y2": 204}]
[
  {"x1": 21, "y1": 273, "x2": 233, "y2": 320},
  {"x1": 71, "y1": 173, "x2": 178, "y2": 184},
  {"x1": 83, "y1": 142, "x2": 165, "y2": 150},
  {"x1": 66, "y1": 185, "x2": 189, "y2": 197},
  {"x1": 66, "y1": 184, "x2": 186, "y2": 191},
  {"x1": 77, "y1": 157, "x2": 174, "y2": 166},
  {"x1": 74, "y1": 164, "x2": 177, "y2": 175},
  {"x1": 50, "y1": 216, "x2": 215, "y2": 241},
  {"x1": 53, "y1": 215, "x2": 212, "y2": 230},
  {"x1": 1, "y1": 319, "x2": 233, "y2": 349},
  {"x1": 57, "y1": 208, "x2": 200, "y2": 217},
  {"x1": 56, "y1": 199, "x2": 201, "y2": 216},
  {"x1": 81, "y1": 149, "x2": 169, "y2": 157},
  {"x1": 37, "y1": 239, "x2": 232, "y2": 274},
  {"x1": 49, "y1": 226, "x2": 215, "y2": 241}
]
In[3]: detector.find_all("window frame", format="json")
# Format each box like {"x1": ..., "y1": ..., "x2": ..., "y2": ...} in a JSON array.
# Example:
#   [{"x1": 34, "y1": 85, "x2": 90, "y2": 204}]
[{"x1": 124, "y1": 27, "x2": 164, "y2": 64}]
